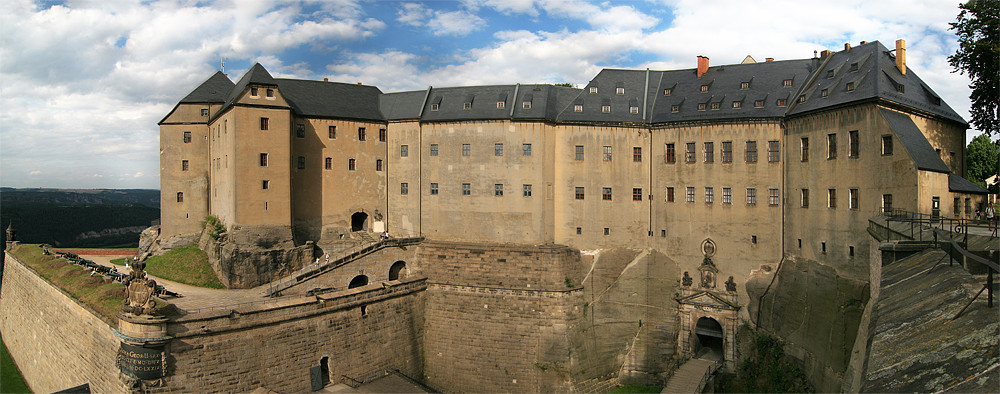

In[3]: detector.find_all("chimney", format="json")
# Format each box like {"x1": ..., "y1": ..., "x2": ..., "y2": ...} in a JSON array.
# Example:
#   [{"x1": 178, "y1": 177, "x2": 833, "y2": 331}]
[
  {"x1": 323, "y1": 77, "x2": 329, "y2": 82},
  {"x1": 765, "y1": 57, "x2": 774, "y2": 62},
  {"x1": 697, "y1": 56, "x2": 709, "y2": 78},
  {"x1": 844, "y1": 43, "x2": 851, "y2": 51},
  {"x1": 820, "y1": 50, "x2": 832, "y2": 58},
  {"x1": 860, "y1": 41, "x2": 868, "y2": 45},
  {"x1": 895, "y1": 39, "x2": 906, "y2": 76}
]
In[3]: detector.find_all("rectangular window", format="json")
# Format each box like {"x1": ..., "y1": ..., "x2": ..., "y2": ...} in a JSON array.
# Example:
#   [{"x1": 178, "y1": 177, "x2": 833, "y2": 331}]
[
  {"x1": 777, "y1": 99, "x2": 787, "y2": 107},
  {"x1": 495, "y1": 184, "x2": 504, "y2": 196},
  {"x1": 262, "y1": 180, "x2": 269, "y2": 190},
  {"x1": 574, "y1": 105, "x2": 583, "y2": 112},
  {"x1": 671, "y1": 105, "x2": 679, "y2": 113},
  {"x1": 665, "y1": 143, "x2": 676, "y2": 164},
  {"x1": 604, "y1": 228, "x2": 610, "y2": 236},
  {"x1": 965, "y1": 198, "x2": 972, "y2": 215},
  {"x1": 379, "y1": 128, "x2": 386, "y2": 142},
  {"x1": 430, "y1": 183, "x2": 439, "y2": 195},
  {"x1": 575, "y1": 145, "x2": 585, "y2": 161},
  {"x1": 769, "y1": 188, "x2": 779, "y2": 206},
  {"x1": 495, "y1": 143, "x2": 504, "y2": 156},
  {"x1": 711, "y1": 102, "x2": 720, "y2": 110},
  {"x1": 523, "y1": 144, "x2": 532, "y2": 156},
  {"x1": 704, "y1": 142, "x2": 714, "y2": 163},
  {"x1": 722, "y1": 141, "x2": 733, "y2": 163},
  {"x1": 358, "y1": 127, "x2": 366, "y2": 141},
  {"x1": 633, "y1": 147, "x2": 642, "y2": 162},
  {"x1": 201, "y1": 108, "x2": 209, "y2": 117},
  {"x1": 497, "y1": 101, "x2": 505, "y2": 109},
  {"x1": 686, "y1": 187, "x2": 695, "y2": 202},
  {"x1": 664, "y1": 88, "x2": 672, "y2": 95},
  {"x1": 630, "y1": 106, "x2": 639, "y2": 114},
  {"x1": 523, "y1": 184, "x2": 532, "y2": 197},
  {"x1": 296, "y1": 124, "x2": 305, "y2": 138},
  {"x1": 633, "y1": 188, "x2": 642, "y2": 201},
  {"x1": 666, "y1": 187, "x2": 675, "y2": 202},
  {"x1": 401, "y1": 183, "x2": 408, "y2": 195},
  {"x1": 297, "y1": 156, "x2": 305, "y2": 170},
  {"x1": 176, "y1": 192, "x2": 183, "y2": 202},
  {"x1": 602, "y1": 105, "x2": 611, "y2": 113},
  {"x1": 685, "y1": 143, "x2": 696, "y2": 163},
  {"x1": 430, "y1": 144, "x2": 439, "y2": 156},
  {"x1": 325, "y1": 157, "x2": 332, "y2": 170},
  {"x1": 849, "y1": 130, "x2": 859, "y2": 158},
  {"x1": 705, "y1": 187, "x2": 714, "y2": 203},
  {"x1": 754, "y1": 100, "x2": 764, "y2": 108},
  {"x1": 260, "y1": 117, "x2": 269, "y2": 130},
  {"x1": 801, "y1": 137, "x2": 809, "y2": 161},
  {"x1": 430, "y1": 103, "x2": 439, "y2": 111},
  {"x1": 603, "y1": 146, "x2": 612, "y2": 161},
  {"x1": 850, "y1": 188, "x2": 859, "y2": 210},
  {"x1": 741, "y1": 81, "x2": 750, "y2": 89},
  {"x1": 616, "y1": 87, "x2": 625, "y2": 95},
  {"x1": 266, "y1": 88, "x2": 274, "y2": 98},
  {"x1": 348, "y1": 158, "x2": 356, "y2": 171},
  {"x1": 400, "y1": 145, "x2": 408, "y2": 157},
  {"x1": 701, "y1": 85, "x2": 709, "y2": 92},
  {"x1": 328, "y1": 126, "x2": 336, "y2": 139},
  {"x1": 827, "y1": 133, "x2": 837, "y2": 159},
  {"x1": 846, "y1": 82, "x2": 855, "y2": 91},
  {"x1": 783, "y1": 79, "x2": 792, "y2": 87},
  {"x1": 801, "y1": 189, "x2": 810, "y2": 207},
  {"x1": 462, "y1": 144, "x2": 471, "y2": 156},
  {"x1": 828, "y1": 188, "x2": 837, "y2": 208},
  {"x1": 575, "y1": 187, "x2": 585, "y2": 200},
  {"x1": 698, "y1": 103, "x2": 706, "y2": 111},
  {"x1": 882, "y1": 194, "x2": 893, "y2": 212},
  {"x1": 464, "y1": 102, "x2": 472, "y2": 110},
  {"x1": 259, "y1": 153, "x2": 268, "y2": 167},
  {"x1": 590, "y1": 87, "x2": 598, "y2": 94},
  {"x1": 251, "y1": 87, "x2": 258, "y2": 97},
  {"x1": 523, "y1": 101, "x2": 531, "y2": 109},
  {"x1": 745, "y1": 141, "x2": 757, "y2": 163},
  {"x1": 577, "y1": 227, "x2": 582, "y2": 235},
  {"x1": 183, "y1": 131, "x2": 192, "y2": 143},
  {"x1": 746, "y1": 188, "x2": 757, "y2": 205},
  {"x1": 723, "y1": 187, "x2": 732, "y2": 204},
  {"x1": 376, "y1": 159, "x2": 383, "y2": 171},
  {"x1": 462, "y1": 183, "x2": 471, "y2": 196},
  {"x1": 181, "y1": 160, "x2": 189, "y2": 171},
  {"x1": 881, "y1": 135, "x2": 893, "y2": 155},
  {"x1": 768, "y1": 140, "x2": 780, "y2": 162}
]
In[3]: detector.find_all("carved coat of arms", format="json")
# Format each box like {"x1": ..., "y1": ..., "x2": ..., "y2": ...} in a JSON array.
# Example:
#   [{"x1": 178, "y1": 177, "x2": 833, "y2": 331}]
[{"x1": 122, "y1": 260, "x2": 157, "y2": 316}]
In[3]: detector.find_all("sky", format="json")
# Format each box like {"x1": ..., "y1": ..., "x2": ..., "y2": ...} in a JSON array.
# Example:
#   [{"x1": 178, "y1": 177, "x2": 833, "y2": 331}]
[{"x1": 0, "y1": 0, "x2": 983, "y2": 189}]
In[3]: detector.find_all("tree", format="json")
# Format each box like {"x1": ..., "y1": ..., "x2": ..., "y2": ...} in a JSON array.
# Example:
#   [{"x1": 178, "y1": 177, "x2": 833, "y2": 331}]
[
  {"x1": 948, "y1": 0, "x2": 1000, "y2": 138},
  {"x1": 966, "y1": 134, "x2": 999, "y2": 189}
]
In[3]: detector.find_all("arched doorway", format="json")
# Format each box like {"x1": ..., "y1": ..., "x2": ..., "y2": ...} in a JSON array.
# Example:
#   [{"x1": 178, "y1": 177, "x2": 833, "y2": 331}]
[
  {"x1": 695, "y1": 317, "x2": 724, "y2": 360},
  {"x1": 388, "y1": 261, "x2": 406, "y2": 281},
  {"x1": 348, "y1": 275, "x2": 369, "y2": 289},
  {"x1": 351, "y1": 212, "x2": 368, "y2": 232}
]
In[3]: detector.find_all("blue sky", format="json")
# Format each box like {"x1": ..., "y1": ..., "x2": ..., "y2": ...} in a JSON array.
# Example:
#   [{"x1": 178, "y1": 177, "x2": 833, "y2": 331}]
[{"x1": 0, "y1": 0, "x2": 981, "y2": 189}]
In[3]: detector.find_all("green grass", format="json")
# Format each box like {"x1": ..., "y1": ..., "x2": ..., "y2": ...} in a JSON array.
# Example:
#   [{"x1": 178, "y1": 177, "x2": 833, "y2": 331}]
[
  {"x1": 1, "y1": 333, "x2": 32, "y2": 393},
  {"x1": 610, "y1": 385, "x2": 663, "y2": 393},
  {"x1": 109, "y1": 257, "x2": 126, "y2": 266},
  {"x1": 144, "y1": 245, "x2": 224, "y2": 289}
]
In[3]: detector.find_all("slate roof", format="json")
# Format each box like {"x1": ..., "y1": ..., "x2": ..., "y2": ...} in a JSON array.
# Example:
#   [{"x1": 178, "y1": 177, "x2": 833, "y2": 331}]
[
  {"x1": 381, "y1": 90, "x2": 428, "y2": 120},
  {"x1": 879, "y1": 108, "x2": 951, "y2": 173},
  {"x1": 788, "y1": 41, "x2": 965, "y2": 125},
  {"x1": 948, "y1": 173, "x2": 989, "y2": 194},
  {"x1": 180, "y1": 71, "x2": 234, "y2": 104},
  {"x1": 276, "y1": 79, "x2": 384, "y2": 121}
]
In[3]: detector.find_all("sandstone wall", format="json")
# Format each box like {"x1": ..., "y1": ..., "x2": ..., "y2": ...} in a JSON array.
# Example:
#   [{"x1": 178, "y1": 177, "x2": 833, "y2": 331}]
[
  {"x1": 0, "y1": 251, "x2": 128, "y2": 393},
  {"x1": 285, "y1": 243, "x2": 418, "y2": 295},
  {"x1": 161, "y1": 279, "x2": 426, "y2": 392},
  {"x1": 200, "y1": 226, "x2": 313, "y2": 288}
]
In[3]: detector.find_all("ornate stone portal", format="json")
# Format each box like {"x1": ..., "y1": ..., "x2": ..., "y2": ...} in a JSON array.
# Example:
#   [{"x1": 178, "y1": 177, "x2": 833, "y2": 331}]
[
  {"x1": 115, "y1": 259, "x2": 171, "y2": 391},
  {"x1": 677, "y1": 239, "x2": 739, "y2": 370}
]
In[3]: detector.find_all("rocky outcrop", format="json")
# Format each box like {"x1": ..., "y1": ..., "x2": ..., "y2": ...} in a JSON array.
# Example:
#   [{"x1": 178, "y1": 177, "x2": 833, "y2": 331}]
[{"x1": 199, "y1": 225, "x2": 314, "y2": 289}]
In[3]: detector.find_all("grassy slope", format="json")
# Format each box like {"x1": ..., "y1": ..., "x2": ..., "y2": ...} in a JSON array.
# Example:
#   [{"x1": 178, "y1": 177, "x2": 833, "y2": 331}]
[
  {"x1": 144, "y1": 246, "x2": 224, "y2": 289},
  {"x1": 0, "y1": 334, "x2": 32, "y2": 394}
]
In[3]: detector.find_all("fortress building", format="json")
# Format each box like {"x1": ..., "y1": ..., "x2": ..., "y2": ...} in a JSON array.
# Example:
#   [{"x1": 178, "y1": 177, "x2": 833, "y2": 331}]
[{"x1": 147, "y1": 40, "x2": 990, "y2": 391}]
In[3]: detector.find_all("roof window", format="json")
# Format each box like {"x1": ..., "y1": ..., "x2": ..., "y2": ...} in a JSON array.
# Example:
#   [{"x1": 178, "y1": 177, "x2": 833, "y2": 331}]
[
  {"x1": 698, "y1": 103, "x2": 706, "y2": 111},
  {"x1": 732, "y1": 101, "x2": 741, "y2": 109},
  {"x1": 574, "y1": 104, "x2": 583, "y2": 112},
  {"x1": 616, "y1": 87, "x2": 625, "y2": 95},
  {"x1": 497, "y1": 101, "x2": 505, "y2": 109},
  {"x1": 846, "y1": 82, "x2": 855, "y2": 92},
  {"x1": 850, "y1": 62, "x2": 859, "y2": 72},
  {"x1": 896, "y1": 84, "x2": 905, "y2": 94},
  {"x1": 700, "y1": 84, "x2": 709, "y2": 92},
  {"x1": 522, "y1": 101, "x2": 531, "y2": 109},
  {"x1": 671, "y1": 105, "x2": 680, "y2": 113},
  {"x1": 826, "y1": 70, "x2": 834, "y2": 78},
  {"x1": 630, "y1": 106, "x2": 639, "y2": 114},
  {"x1": 783, "y1": 79, "x2": 793, "y2": 87},
  {"x1": 741, "y1": 81, "x2": 750, "y2": 89},
  {"x1": 821, "y1": 88, "x2": 829, "y2": 97},
  {"x1": 754, "y1": 100, "x2": 764, "y2": 108},
  {"x1": 711, "y1": 102, "x2": 720, "y2": 110},
  {"x1": 250, "y1": 87, "x2": 259, "y2": 97},
  {"x1": 430, "y1": 103, "x2": 439, "y2": 111},
  {"x1": 663, "y1": 88, "x2": 672, "y2": 96},
  {"x1": 798, "y1": 95, "x2": 806, "y2": 103},
  {"x1": 777, "y1": 98, "x2": 787, "y2": 107},
  {"x1": 589, "y1": 86, "x2": 598, "y2": 94},
  {"x1": 602, "y1": 105, "x2": 611, "y2": 113},
  {"x1": 464, "y1": 102, "x2": 472, "y2": 110}
]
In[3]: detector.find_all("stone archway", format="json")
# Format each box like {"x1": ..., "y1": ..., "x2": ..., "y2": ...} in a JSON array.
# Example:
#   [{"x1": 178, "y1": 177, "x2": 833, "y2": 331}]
[
  {"x1": 695, "y1": 317, "x2": 725, "y2": 360},
  {"x1": 677, "y1": 290, "x2": 739, "y2": 370},
  {"x1": 388, "y1": 261, "x2": 407, "y2": 281},
  {"x1": 348, "y1": 275, "x2": 369, "y2": 289},
  {"x1": 351, "y1": 212, "x2": 368, "y2": 232}
]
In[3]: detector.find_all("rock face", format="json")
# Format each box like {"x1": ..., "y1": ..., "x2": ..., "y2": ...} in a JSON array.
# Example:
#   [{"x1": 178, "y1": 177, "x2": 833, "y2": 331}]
[
  {"x1": 748, "y1": 255, "x2": 870, "y2": 392},
  {"x1": 199, "y1": 225, "x2": 314, "y2": 289}
]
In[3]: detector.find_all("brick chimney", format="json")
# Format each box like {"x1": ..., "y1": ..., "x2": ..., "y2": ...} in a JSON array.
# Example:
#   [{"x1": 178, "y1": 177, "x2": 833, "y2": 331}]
[
  {"x1": 844, "y1": 43, "x2": 851, "y2": 51},
  {"x1": 323, "y1": 77, "x2": 329, "y2": 82},
  {"x1": 896, "y1": 39, "x2": 906, "y2": 76},
  {"x1": 697, "y1": 56, "x2": 709, "y2": 78},
  {"x1": 765, "y1": 57, "x2": 774, "y2": 62}
]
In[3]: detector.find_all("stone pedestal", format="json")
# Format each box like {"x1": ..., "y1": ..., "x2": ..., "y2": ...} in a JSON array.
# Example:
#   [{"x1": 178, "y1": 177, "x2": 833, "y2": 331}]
[{"x1": 115, "y1": 314, "x2": 171, "y2": 391}]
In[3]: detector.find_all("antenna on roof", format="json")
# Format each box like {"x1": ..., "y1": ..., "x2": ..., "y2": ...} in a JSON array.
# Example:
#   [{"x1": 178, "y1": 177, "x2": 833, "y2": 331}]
[{"x1": 220, "y1": 56, "x2": 226, "y2": 74}]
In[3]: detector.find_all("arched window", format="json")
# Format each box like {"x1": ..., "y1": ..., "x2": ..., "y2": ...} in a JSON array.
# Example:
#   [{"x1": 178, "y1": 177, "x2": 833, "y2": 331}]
[
  {"x1": 348, "y1": 158, "x2": 356, "y2": 171},
  {"x1": 176, "y1": 192, "x2": 184, "y2": 202},
  {"x1": 389, "y1": 261, "x2": 406, "y2": 281},
  {"x1": 348, "y1": 275, "x2": 369, "y2": 289}
]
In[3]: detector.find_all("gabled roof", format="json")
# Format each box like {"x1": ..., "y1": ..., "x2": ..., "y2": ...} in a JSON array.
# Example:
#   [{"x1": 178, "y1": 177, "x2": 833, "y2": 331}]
[
  {"x1": 224, "y1": 63, "x2": 277, "y2": 106},
  {"x1": 277, "y1": 79, "x2": 384, "y2": 121},
  {"x1": 948, "y1": 173, "x2": 988, "y2": 194},
  {"x1": 179, "y1": 71, "x2": 234, "y2": 104},
  {"x1": 879, "y1": 108, "x2": 951, "y2": 173},
  {"x1": 788, "y1": 42, "x2": 965, "y2": 125}
]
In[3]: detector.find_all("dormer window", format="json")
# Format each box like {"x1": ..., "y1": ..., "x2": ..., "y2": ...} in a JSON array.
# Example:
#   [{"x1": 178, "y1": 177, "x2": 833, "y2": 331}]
[
  {"x1": 821, "y1": 89, "x2": 829, "y2": 97},
  {"x1": 464, "y1": 102, "x2": 472, "y2": 110},
  {"x1": 850, "y1": 63, "x2": 859, "y2": 72},
  {"x1": 497, "y1": 101, "x2": 505, "y2": 109},
  {"x1": 711, "y1": 102, "x2": 720, "y2": 110},
  {"x1": 250, "y1": 87, "x2": 259, "y2": 97},
  {"x1": 798, "y1": 95, "x2": 806, "y2": 103},
  {"x1": 754, "y1": 100, "x2": 764, "y2": 108},
  {"x1": 732, "y1": 101, "x2": 741, "y2": 109},
  {"x1": 826, "y1": 70, "x2": 834, "y2": 78},
  {"x1": 266, "y1": 88, "x2": 274, "y2": 98},
  {"x1": 671, "y1": 105, "x2": 680, "y2": 113},
  {"x1": 741, "y1": 82, "x2": 750, "y2": 89},
  {"x1": 700, "y1": 85, "x2": 709, "y2": 92},
  {"x1": 783, "y1": 79, "x2": 792, "y2": 87},
  {"x1": 430, "y1": 103, "x2": 439, "y2": 111},
  {"x1": 589, "y1": 87, "x2": 598, "y2": 94},
  {"x1": 846, "y1": 82, "x2": 855, "y2": 92},
  {"x1": 698, "y1": 103, "x2": 706, "y2": 111},
  {"x1": 896, "y1": 84, "x2": 905, "y2": 94},
  {"x1": 630, "y1": 106, "x2": 639, "y2": 114},
  {"x1": 616, "y1": 87, "x2": 625, "y2": 95},
  {"x1": 663, "y1": 88, "x2": 672, "y2": 96},
  {"x1": 574, "y1": 104, "x2": 583, "y2": 112},
  {"x1": 777, "y1": 99, "x2": 787, "y2": 107},
  {"x1": 602, "y1": 105, "x2": 611, "y2": 113},
  {"x1": 523, "y1": 101, "x2": 531, "y2": 109}
]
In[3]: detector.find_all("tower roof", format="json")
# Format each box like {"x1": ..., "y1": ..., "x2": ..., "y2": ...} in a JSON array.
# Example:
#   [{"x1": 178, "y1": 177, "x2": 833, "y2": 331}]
[{"x1": 179, "y1": 71, "x2": 234, "y2": 104}]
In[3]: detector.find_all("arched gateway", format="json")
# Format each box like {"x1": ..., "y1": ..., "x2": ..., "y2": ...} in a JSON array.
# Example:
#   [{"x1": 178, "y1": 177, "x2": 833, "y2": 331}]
[{"x1": 350, "y1": 212, "x2": 368, "y2": 232}]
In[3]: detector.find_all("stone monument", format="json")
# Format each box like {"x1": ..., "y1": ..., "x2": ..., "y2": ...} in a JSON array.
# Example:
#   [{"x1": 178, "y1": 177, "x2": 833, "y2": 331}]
[{"x1": 115, "y1": 258, "x2": 171, "y2": 391}]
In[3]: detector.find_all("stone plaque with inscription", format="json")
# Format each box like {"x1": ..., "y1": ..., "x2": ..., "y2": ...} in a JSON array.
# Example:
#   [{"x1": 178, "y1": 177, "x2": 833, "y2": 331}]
[{"x1": 118, "y1": 342, "x2": 164, "y2": 380}]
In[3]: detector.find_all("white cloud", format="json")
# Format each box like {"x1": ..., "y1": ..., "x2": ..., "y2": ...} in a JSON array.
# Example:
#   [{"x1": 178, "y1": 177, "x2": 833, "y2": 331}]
[{"x1": 396, "y1": 3, "x2": 485, "y2": 36}]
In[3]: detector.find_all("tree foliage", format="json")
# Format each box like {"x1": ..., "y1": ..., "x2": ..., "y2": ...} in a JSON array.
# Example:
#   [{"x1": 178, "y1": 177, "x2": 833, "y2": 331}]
[
  {"x1": 949, "y1": 0, "x2": 1000, "y2": 138},
  {"x1": 966, "y1": 134, "x2": 1000, "y2": 189}
]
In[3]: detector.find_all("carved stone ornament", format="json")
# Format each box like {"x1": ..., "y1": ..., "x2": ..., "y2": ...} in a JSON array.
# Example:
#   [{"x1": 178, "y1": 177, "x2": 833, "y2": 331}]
[
  {"x1": 682, "y1": 271, "x2": 693, "y2": 287},
  {"x1": 122, "y1": 260, "x2": 158, "y2": 316},
  {"x1": 701, "y1": 238, "x2": 716, "y2": 257},
  {"x1": 373, "y1": 209, "x2": 384, "y2": 221},
  {"x1": 725, "y1": 276, "x2": 737, "y2": 293},
  {"x1": 699, "y1": 256, "x2": 718, "y2": 289}
]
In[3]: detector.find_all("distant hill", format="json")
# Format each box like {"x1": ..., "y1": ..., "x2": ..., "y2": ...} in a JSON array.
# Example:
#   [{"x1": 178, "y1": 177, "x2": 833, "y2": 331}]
[{"x1": 1, "y1": 188, "x2": 160, "y2": 248}]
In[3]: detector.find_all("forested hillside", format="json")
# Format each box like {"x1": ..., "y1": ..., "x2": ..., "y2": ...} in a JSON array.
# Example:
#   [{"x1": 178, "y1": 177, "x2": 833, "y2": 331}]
[{"x1": 0, "y1": 188, "x2": 160, "y2": 248}]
